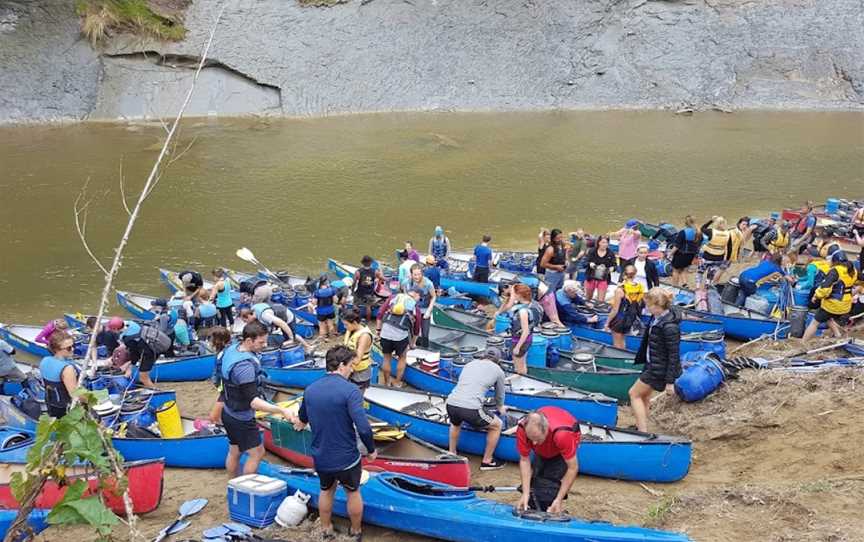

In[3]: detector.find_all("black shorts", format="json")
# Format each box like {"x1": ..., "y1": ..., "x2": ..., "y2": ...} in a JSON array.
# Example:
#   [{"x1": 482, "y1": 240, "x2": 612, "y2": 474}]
[
  {"x1": 138, "y1": 344, "x2": 157, "y2": 373},
  {"x1": 473, "y1": 266, "x2": 490, "y2": 283},
  {"x1": 446, "y1": 404, "x2": 495, "y2": 429},
  {"x1": 380, "y1": 337, "x2": 409, "y2": 356},
  {"x1": 639, "y1": 373, "x2": 667, "y2": 392},
  {"x1": 814, "y1": 308, "x2": 848, "y2": 325},
  {"x1": 317, "y1": 313, "x2": 335, "y2": 322},
  {"x1": 221, "y1": 411, "x2": 262, "y2": 453},
  {"x1": 671, "y1": 252, "x2": 696, "y2": 271},
  {"x1": 318, "y1": 460, "x2": 362, "y2": 492}
]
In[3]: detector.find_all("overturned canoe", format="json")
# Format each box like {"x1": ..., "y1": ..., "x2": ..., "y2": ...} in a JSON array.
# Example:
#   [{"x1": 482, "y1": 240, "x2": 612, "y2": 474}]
[
  {"x1": 257, "y1": 464, "x2": 693, "y2": 542},
  {"x1": 363, "y1": 386, "x2": 691, "y2": 483}
]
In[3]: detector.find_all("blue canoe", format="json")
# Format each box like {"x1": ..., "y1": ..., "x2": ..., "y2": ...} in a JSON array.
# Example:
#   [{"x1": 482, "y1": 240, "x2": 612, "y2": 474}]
[
  {"x1": 257, "y1": 464, "x2": 692, "y2": 542},
  {"x1": 265, "y1": 360, "x2": 379, "y2": 389},
  {"x1": 397, "y1": 349, "x2": 618, "y2": 426},
  {"x1": 111, "y1": 417, "x2": 230, "y2": 468},
  {"x1": 0, "y1": 323, "x2": 52, "y2": 357},
  {"x1": 569, "y1": 323, "x2": 726, "y2": 358},
  {"x1": 0, "y1": 509, "x2": 50, "y2": 540},
  {"x1": 363, "y1": 386, "x2": 691, "y2": 483},
  {"x1": 328, "y1": 259, "x2": 475, "y2": 310},
  {"x1": 0, "y1": 400, "x2": 229, "y2": 469},
  {"x1": 116, "y1": 290, "x2": 157, "y2": 320},
  {"x1": 663, "y1": 283, "x2": 792, "y2": 341}
]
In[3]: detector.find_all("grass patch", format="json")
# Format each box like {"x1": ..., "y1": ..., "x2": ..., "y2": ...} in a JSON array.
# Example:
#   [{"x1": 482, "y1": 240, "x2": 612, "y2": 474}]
[
  {"x1": 797, "y1": 480, "x2": 835, "y2": 493},
  {"x1": 644, "y1": 495, "x2": 679, "y2": 527},
  {"x1": 75, "y1": 0, "x2": 188, "y2": 45}
]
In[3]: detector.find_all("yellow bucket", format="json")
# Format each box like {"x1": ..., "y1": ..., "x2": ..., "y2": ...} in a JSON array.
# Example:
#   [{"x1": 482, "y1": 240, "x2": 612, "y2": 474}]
[{"x1": 155, "y1": 400, "x2": 184, "y2": 439}]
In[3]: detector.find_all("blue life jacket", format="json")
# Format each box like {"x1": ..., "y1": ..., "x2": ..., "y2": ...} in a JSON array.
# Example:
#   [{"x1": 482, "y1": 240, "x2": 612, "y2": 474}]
[
  {"x1": 509, "y1": 301, "x2": 542, "y2": 335},
  {"x1": 314, "y1": 287, "x2": 336, "y2": 316},
  {"x1": 39, "y1": 356, "x2": 79, "y2": 415},
  {"x1": 221, "y1": 344, "x2": 264, "y2": 416},
  {"x1": 431, "y1": 237, "x2": 448, "y2": 260}
]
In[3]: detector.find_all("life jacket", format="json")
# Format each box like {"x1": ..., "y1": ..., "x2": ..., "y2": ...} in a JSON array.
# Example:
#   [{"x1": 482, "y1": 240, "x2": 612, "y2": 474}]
[
  {"x1": 815, "y1": 265, "x2": 858, "y2": 315},
  {"x1": 729, "y1": 228, "x2": 745, "y2": 262},
  {"x1": 679, "y1": 227, "x2": 701, "y2": 254},
  {"x1": 215, "y1": 279, "x2": 233, "y2": 309},
  {"x1": 536, "y1": 244, "x2": 549, "y2": 275},
  {"x1": 179, "y1": 270, "x2": 203, "y2": 289},
  {"x1": 314, "y1": 287, "x2": 336, "y2": 314},
  {"x1": 197, "y1": 302, "x2": 219, "y2": 329},
  {"x1": 39, "y1": 356, "x2": 80, "y2": 416},
  {"x1": 211, "y1": 348, "x2": 228, "y2": 388},
  {"x1": 383, "y1": 293, "x2": 417, "y2": 331},
  {"x1": 253, "y1": 302, "x2": 291, "y2": 331},
  {"x1": 610, "y1": 281, "x2": 645, "y2": 332},
  {"x1": 794, "y1": 213, "x2": 814, "y2": 234},
  {"x1": 769, "y1": 229, "x2": 789, "y2": 251},
  {"x1": 344, "y1": 325, "x2": 374, "y2": 372},
  {"x1": 355, "y1": 267, "x2": 377, "y2": 298},
  {"x1": 431, "y1": 237, "x2": 449, "y2": 260},
  {"x1": 509, "y1": 301, "x2": 543, "y2": 335},
  {"x1": 404, "y1": 278, "x2": 433, "y2": 309},
  {"x1": 621, "y1": 280, "x2": 645, "y2": 304},
  {"x1": 220, "y1": 344, "x2": 264, "y2": 415},
  {"x1": 703, "y1": 229, "x2": 731, "y2": 258}
]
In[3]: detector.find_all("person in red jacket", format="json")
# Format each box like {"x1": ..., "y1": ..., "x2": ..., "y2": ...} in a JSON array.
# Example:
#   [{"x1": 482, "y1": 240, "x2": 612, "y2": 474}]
[{"x1": 516, "y1": 406, "x2": 580, "y2": 514}]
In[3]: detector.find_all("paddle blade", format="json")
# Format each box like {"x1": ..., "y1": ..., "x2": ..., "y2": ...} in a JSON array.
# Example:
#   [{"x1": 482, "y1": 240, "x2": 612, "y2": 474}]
[
  {"x1": 236, "y1": 247, "x2": 257, "y2": 264},
  {"x1": 179, "y1": 498, "x2": 208, "y2": 517}
]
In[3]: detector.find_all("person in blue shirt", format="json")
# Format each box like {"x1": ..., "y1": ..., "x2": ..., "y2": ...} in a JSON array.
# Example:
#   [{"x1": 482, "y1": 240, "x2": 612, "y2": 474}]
[
  {"x1": 39, "y1": 331, "x2": 79, "y2": 418},
  {"x1": 292, "y1": 345, "x2": 376, "y2": 542},
  {"x1": 312, "y1": 275, "x2": 339, "y2": 339},
  {"x1": 222, "y1": 321, "x2": 294, "y2": 476},
  {"x1": 403, "y1": 264, "x2": 437, "y2": 348},
  {"x1": 734, "y1": 253, "x2": 795, "y2": 307},
  {"x1": 423, "y1": 255, "x2": 442, "y2": 290},
  {"x1": 473, "y1": 235, "x2": 494, "y2": 283},
  {"x1": 555, "y1": 281, "x2": 600, "y2": 326}
]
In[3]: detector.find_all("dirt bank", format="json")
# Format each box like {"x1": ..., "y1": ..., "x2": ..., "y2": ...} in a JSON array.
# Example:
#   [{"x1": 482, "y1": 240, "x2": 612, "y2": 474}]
[{"x1": 31, "y1": 365, "x2": 864, "y2": 541}]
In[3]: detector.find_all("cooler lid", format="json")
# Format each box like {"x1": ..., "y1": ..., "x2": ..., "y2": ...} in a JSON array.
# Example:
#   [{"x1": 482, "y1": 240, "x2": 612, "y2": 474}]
[{"x1": 228, "y1": 474, "x2": 287, "y2": 495}]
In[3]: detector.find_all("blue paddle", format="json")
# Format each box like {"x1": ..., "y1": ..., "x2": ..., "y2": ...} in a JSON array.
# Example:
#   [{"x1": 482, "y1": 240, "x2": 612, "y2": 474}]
[{"x1": 153, "y1": 498, "x2": 208, "y2": 542}]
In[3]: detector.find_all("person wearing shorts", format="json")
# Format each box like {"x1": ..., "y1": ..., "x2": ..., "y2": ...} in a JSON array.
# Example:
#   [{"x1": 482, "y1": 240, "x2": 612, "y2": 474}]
[
  {"x1": 376, "y1": 291, "x2": 421, "y2": 387},
  {"x1": 445, "y1": 350, "x2": 506, "y2": 470},
  {"x1": 803, "y1": 251, "x2": 858, "y2": 341},
  {"x1": 292, "y1": 346, "x2": 376, "y2": 541},
  {"x1": 221, "y1": 322, "x2": 294, "y2": 476},
  {"x1": 312, "y1": 276, "x2": 339, "y2": 339}
]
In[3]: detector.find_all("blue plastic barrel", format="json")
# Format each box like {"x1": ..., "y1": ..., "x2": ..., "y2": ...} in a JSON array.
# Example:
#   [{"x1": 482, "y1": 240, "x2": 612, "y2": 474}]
[
  {"x1": 280, "y1": 345, "x2": 305, "y2": 366},
  {"x1": 439, "y1": 355, "x2": 455, "y2": 380},
  {"x1": 270, "y1": 291, "x2": 288, "y2": 306},
  {"x1": 793, "y1": 287, "x2": 809, "y2": 307},
  {"x1": 825, "y1": 198, "x2": 840, "y2": 215},
  {"x1": 695, "y1": 335, "x2": 726, "y2": 358},
  {"x1": 106, "y1": 375, "x2": 132, "y2": 394},
  {"x1": 86, "y1": 376, "x2": 107, "y2": 391},
  {"x1": 648, "y1": 240, "x2": 660, "y2": 251},
  {"x1": 555, "y1": 326, "x2": 573, "y2": 351},
  {"x1": 675, "y1": 355, "x2": 725, "y2": 402},
  {"x1": 293, "y1": 292, "x2": 311, "y2": 309},
  {"x1": 295, "y1": 321, "x2": 315, "y2": 339},
  {"x1": 526, "y1": 334, "x2": 548, "y2": 367},
  {"x1": 494, "y1": 314, "x2": 512, "y2": 334},
  {"x1": 259, "y1": 348, "x2": 281, "y2": 368}
]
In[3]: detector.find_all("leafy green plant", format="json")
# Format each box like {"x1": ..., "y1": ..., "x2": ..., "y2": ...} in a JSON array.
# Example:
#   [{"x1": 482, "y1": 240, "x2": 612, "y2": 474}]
[
  {"x1": 644, "y1": 495, "x2": 679, "y2": 527},
  {"x1": 5, "y1": 390, "x2": 127, "y2": 542}
]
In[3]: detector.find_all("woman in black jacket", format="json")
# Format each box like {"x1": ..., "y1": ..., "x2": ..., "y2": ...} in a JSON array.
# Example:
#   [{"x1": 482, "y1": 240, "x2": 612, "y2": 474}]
[{"x1": 629, "y1": 288, "x2": 682, "y2": 432}]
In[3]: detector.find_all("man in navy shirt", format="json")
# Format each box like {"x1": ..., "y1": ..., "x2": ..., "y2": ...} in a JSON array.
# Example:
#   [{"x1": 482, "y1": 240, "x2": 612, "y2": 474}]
[
  {"x1": 473, "y1": 235, "x2": 494, "y2": 283},
  {"x1": 293, "y1": 345, "x2": 376, "y2": 541}
]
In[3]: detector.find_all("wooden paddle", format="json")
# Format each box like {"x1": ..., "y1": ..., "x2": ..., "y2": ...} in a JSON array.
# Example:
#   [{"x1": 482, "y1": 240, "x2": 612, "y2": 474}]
[{"x1": 764, "y1": 338, "x2": 851, "y2": 365}]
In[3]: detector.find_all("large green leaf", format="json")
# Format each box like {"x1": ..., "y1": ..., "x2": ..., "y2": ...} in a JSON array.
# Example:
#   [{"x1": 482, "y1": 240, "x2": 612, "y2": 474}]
[{"x1": 48, "y1": 495, "x2": 119, "y2": 535}]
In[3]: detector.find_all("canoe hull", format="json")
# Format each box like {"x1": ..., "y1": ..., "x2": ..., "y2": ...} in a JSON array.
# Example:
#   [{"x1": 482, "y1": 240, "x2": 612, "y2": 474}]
[
  {"x1": 265, "y1": 364, "x2": 378, "y2": 389},
  {"x1": 133, "y1": 353, "x2": 216, "y2": 382},
  {"x1": 569, "y1": 324, "x2": 725, "y2": 358},
  {"x1": 116, "y1": 291, "x2": 156, "y2": 321},
  {"x1": 0, "y1": 458, "x2": 164, "y2": 515},
  {"x1": 526, "y1": 366, "x2": 639, "y2": 404},
  {"x1": 257, "y1": 465, "x2": 693, "y2": 542},
  {"x1": 261, "y1": 426, "x2": 470, "y2": 486},
  {"x1": 0, "y1": 325, "x2": 49, "y2": 357},
  {"x1": 364, "y1": 391, "x2": 690, "y2": 483},
  {"x1": 0, "y1": 510, "x2": 49, "y2": 540},
  {"x1": 112, "y1": 431, "x2": 229, "y2": 469}
]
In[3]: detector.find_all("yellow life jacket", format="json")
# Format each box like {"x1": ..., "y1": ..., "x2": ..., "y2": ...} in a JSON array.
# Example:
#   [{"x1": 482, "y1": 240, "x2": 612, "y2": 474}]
[
  {"x1": 621, "y1": 280, "x2": 645, "y2": 304},
  {"x1": 769, "y1": 229, "x2": 789, "y2": 251},
  {"x1": 344, "y1": 325, "x2": 374, "y2": 372},
  {"x1": 729, "y1": 229, "x2": 744, "y2": 262},
  {"x1": 703, "y1": 229, "x2": 730, "y2": 258},
  {"x1": 815, "y1": 265, "x2": 858, "y2": 315}
]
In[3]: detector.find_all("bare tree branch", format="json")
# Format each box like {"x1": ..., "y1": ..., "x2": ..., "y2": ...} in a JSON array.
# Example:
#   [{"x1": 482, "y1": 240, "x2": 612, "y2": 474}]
[
  {"x1": 73, "y1": 184, "x2": 109, "y2": 277},
  {"x1": 118, "y1": 159, "x2": 132, "y2": 217},
  {"x1": 167, "y1": 134, "x2": 199, "y2": 165}
]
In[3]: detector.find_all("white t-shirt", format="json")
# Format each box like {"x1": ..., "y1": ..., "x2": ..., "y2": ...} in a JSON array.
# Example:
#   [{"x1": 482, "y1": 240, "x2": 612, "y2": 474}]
[{"x1": 634, "y1": 259, "x2": 649, "y2": 291}]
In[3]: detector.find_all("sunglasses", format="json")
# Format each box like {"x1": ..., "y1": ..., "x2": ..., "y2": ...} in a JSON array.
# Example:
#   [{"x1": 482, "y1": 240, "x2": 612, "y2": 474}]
[{"x1": 58, "y1": 345, "x2": 74, "y2": 352}]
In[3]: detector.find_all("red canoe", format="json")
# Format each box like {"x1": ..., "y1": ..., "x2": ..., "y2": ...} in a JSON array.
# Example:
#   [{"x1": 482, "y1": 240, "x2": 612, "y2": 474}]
[
  {"x1": 261, "y1": 420, "x2": 470, "y2": 487},
  {"x1": 0, "y1": 458, "x2": 165, "y2": 515}
]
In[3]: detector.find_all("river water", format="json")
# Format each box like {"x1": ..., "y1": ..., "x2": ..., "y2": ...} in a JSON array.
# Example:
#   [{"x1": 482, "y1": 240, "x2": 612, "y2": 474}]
[{"x1": 1, "y1": 111, "x2": 862, "y2": 323}]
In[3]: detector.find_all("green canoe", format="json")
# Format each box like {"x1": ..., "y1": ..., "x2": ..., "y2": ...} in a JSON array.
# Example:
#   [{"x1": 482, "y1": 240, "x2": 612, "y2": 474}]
[{"x1": 431, "y1": 307, "x2": 641, "y2": 402}]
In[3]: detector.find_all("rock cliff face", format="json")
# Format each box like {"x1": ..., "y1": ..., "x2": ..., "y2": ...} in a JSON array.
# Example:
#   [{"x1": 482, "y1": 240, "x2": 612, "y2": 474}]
[{"x1": 1, "y1": 0, "x2": 862, "y2": 123}]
